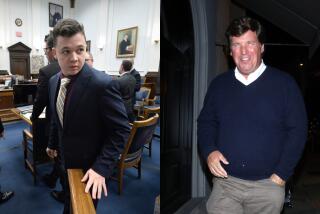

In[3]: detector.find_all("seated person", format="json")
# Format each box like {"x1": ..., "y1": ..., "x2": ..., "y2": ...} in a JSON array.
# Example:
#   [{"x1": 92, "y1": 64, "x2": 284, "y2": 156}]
[
  {"x1": 85, "y1": 52, "x2": 94, "y2": 68},
  {"x1": 115, "y1": 60, "x2": 136, "y2": 122}
]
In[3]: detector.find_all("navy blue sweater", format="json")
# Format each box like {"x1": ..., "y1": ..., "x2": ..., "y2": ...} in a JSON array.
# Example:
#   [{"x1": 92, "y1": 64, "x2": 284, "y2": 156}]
[{"x1": 197, "y1": 67, "x2": 307, "y2": 181}]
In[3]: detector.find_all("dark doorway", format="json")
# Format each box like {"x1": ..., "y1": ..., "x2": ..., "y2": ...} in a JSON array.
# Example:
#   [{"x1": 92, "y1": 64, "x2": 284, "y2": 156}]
[{"x1": 161, "y1": 0, "x2": 195, "y2": 213}]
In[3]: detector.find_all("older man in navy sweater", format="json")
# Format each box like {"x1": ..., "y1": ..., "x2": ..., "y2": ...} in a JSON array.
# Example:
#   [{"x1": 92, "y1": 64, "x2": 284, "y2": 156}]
[{"x1": 198, "y1": 17, "x2": 307, "y2": 214}]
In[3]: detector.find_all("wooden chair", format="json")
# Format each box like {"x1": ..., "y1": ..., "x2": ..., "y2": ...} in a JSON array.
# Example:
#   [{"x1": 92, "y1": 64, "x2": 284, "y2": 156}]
[
  {"x1": 144, "y1": 72, "x2": 160, "y2": 96},
  {"x1": 113, "y1": 114, "x2": 159, "y2": 194},
  {"x1": 143, "y1": 106, "x2": 160, "y2": 119},
  {"x1": 138, "y1": 106, "x2": 161, "y2": 157},
  {"x1": 134, "y1": 86, "x2": 151, "y2": 116},
  {"x1": 141, "y1": 82, "x2": 156, "y2": 100},
  {"x1": 22, "y1": 118, "x2": 51, "y2": 184}
]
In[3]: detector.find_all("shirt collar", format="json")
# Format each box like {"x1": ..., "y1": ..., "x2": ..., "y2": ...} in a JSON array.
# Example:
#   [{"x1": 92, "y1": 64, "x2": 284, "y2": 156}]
[
  {"x1": 234, "y1": 61, "x2": 266, "y2": 86},
  {"x1": 120, "y1": 71, "x2": 130, "y2": 77},
  {"x1": 59, "y1": 70, "x2": 81, "y2": 81},
  {"x1": 49, "y1": 59, "x2": 58, "y2": 64}
]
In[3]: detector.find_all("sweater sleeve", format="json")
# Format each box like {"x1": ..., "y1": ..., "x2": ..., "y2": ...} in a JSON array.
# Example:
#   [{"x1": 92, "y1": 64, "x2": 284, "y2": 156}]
[
  {"x1": 197, "y1": 81, "x2": 219, "y2": 160},
  {"x1": 274, "y1": 78, "x2": 308, "y2": 181}
]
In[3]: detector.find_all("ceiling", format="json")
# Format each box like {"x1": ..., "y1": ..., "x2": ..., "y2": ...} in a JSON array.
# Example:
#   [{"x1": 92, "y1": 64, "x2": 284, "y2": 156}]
[{"x1": 232, "y1": 0, "x2": 320, "y2": 58}]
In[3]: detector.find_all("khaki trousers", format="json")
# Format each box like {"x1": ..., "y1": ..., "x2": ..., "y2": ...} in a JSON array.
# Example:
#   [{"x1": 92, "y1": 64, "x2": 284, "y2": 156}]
[{"x1": 207, "y1": 176, "x2": 285, "y2": 214}]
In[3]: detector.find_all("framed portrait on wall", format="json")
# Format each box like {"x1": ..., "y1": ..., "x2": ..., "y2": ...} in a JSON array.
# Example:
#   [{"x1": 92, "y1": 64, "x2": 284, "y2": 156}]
[
  {"x1": 116, "y1": 26, "x2": 138, "y2": 58},
  {"x1": 49, "y1": 3, "x2": 63, "y2": 27}
]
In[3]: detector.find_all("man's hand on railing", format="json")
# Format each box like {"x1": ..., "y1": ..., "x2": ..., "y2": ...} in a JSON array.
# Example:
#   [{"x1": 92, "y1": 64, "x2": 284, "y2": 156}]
[{"x1": 81, "y1": 168, "x2": 107, "y2": 199}]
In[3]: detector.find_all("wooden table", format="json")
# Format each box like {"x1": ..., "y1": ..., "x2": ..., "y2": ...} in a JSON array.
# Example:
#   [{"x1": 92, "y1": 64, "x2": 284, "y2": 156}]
[
  {"x1": 11, "y1": 105, "x2": 33, "y2": 125},
  {"x1": 11, "y1": 105, "x2": 46, "y2": 125},
  {"x1": 0, "y1": 89, "x2": 19, "y2": 122},
  {"x1": 0, "y1": 88, "x2": 14, "y2": 109}
]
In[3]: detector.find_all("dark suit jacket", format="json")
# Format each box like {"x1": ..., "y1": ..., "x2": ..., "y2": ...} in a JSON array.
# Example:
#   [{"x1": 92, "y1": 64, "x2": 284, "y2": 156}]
[
  {"x1": 130, "y1": 68, "x2": 141, "y2": 106},
  {"x1": 115, "y1": 73, "x2": 136, "y2": 115},
  {"x1": 130, "y1": 68, "x2": 141, "y2": 92},
  {"x1": 31, "y1": 61, "x2": 60, "y2": 121},
  {"x1": 48, "y1": 64, "x2": 130, "y2": 178}
]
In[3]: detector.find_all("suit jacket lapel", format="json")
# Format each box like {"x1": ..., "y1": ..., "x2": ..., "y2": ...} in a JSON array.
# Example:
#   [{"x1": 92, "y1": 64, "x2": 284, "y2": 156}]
[
  {"x1": 51, "y1": 74, "x2": 60, "y2": 124},
  {"x1": 63, "y1": 64, "x2": 92, "y2": 130}
]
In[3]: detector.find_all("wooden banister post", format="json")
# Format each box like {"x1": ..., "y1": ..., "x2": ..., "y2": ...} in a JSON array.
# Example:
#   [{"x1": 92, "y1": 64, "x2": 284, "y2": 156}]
[{"x1": 67, "y1": 169, "x2": 96, "y2": 214}]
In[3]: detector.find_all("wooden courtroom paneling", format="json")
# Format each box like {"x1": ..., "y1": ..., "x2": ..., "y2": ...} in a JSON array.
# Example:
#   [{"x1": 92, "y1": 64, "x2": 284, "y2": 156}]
[
  {"x1": 11, "y1": 58, "x2": 28, "y2": 77},
  {"x1": 145, "y1": 71, "x2": 160, "y2": 95},
  {"x1": 0, "y1": 89, "x2": 19, "y2": 122},
  {"x1": 0, "y1": 89, "x2": 14, "y2": 109},
  {"x1": 8, "y1": 42, "x2": 32, "y2": 79}
]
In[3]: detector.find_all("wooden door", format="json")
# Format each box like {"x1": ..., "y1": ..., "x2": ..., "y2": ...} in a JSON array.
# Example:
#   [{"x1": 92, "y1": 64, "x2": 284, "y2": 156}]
[
  {"x1": 8, "y1": 42, "x2": 32, "y2": 79},
  {"x1": 11, "y1": 57, "x2": 28, "y2": 77},
  {"x1": 161, "y1": 0, "x2": 195, "y2": 212}
]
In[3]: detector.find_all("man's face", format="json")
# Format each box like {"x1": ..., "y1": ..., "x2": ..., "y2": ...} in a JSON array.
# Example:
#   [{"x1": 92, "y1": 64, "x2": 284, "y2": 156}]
[
  {"x1": 44, "y1": 44, "x2": 55, "y2": 62},
  {"x1": 53, "y1": 32, "x2": 86, "y2": 76},
  {"x1": 230, "y1": 30, "x2": 264, "y2": 78},
  {"x1": 85, "y1": 53, "x2": 94, "y2": 68}
]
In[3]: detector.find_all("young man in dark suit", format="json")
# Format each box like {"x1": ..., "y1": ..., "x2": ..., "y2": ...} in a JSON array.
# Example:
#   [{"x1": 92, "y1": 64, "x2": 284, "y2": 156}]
[
  {"x1": 46, "y1": 18, "x2": 130, "y2": 213},
  {"x1": 116, "y1": 60, "x2": 136, "y2": 122},
  {"x1": 0, "y1": 118, "x2": 14, "y2": 204},
  {"x1": 30, "y1": 32, "x2": 63, "y2": 202}
]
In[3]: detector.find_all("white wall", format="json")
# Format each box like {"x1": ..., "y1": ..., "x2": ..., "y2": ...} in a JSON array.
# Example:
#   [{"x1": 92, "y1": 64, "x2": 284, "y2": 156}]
[
  {"x1": 0, "y1": 0, "x2": 71, "y2": 71},
  {"x1": 74, "y1": 0, "x2": 160, "y2": 75},
  {"x1": 0, "y1": 0, "x2": 31, "y2": 72},
  {"x1": 0, "y1": 0, "x2": 160, "y2": 76}
]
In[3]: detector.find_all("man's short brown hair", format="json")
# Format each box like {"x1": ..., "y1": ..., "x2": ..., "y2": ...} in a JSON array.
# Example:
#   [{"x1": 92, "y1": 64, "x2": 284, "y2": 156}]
[
  {"x1": 52, "y1": 18, "x2": 86, "y2": 47},
  {"x1": 225, "y1": 17, "x2": 265, "y2": 49},
  {"x1": 121, "y1": 60, "x2": 133, "y2": 71}
]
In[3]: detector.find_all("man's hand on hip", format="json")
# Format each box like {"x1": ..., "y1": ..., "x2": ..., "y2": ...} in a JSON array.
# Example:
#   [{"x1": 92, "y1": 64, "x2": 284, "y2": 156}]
[
  {"x1": 207, "y1": 150, "x2": 229, "y2": 178},
  {"x1": 270, "y1": 173, "x2": 286, "y2": 186},
  {"x1": 46, "y1": 147, "x2": 57, "y2": 158},
  {"x1": 81, "y1": 168, "x2": 108, "y2": 199}
]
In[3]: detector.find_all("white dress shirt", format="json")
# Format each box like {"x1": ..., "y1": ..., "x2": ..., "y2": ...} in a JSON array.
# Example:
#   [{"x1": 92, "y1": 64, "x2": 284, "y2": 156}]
[{"x1": 235, "y1": 61, "x2": 266, "y2": 86}]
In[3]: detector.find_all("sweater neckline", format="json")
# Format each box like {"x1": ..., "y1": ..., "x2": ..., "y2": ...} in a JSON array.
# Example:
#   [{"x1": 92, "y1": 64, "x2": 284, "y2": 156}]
[{"x1": 233, "y1": 67, "x2": 268, "y2": 87}]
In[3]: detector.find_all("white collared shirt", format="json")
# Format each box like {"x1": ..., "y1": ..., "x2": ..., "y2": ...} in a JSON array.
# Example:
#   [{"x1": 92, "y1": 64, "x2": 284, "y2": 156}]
[
  {"x1": 234, "y1": 61, "x2": 266, "y2": 86},
  {"x1": 120, "y1": 71, "x2": 131, "y2": 77}
]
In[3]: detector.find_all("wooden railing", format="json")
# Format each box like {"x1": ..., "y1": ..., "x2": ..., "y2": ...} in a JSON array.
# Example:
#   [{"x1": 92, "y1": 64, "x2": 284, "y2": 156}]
[{"x1": 67, "y1": 169, "x2": 96, "y2": 214}]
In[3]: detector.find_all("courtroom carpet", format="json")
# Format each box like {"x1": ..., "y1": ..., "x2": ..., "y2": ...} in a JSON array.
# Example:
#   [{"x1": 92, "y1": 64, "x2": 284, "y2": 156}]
[{"x1": 0, "y1": 121, "x2": 160, "y2": 214}]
